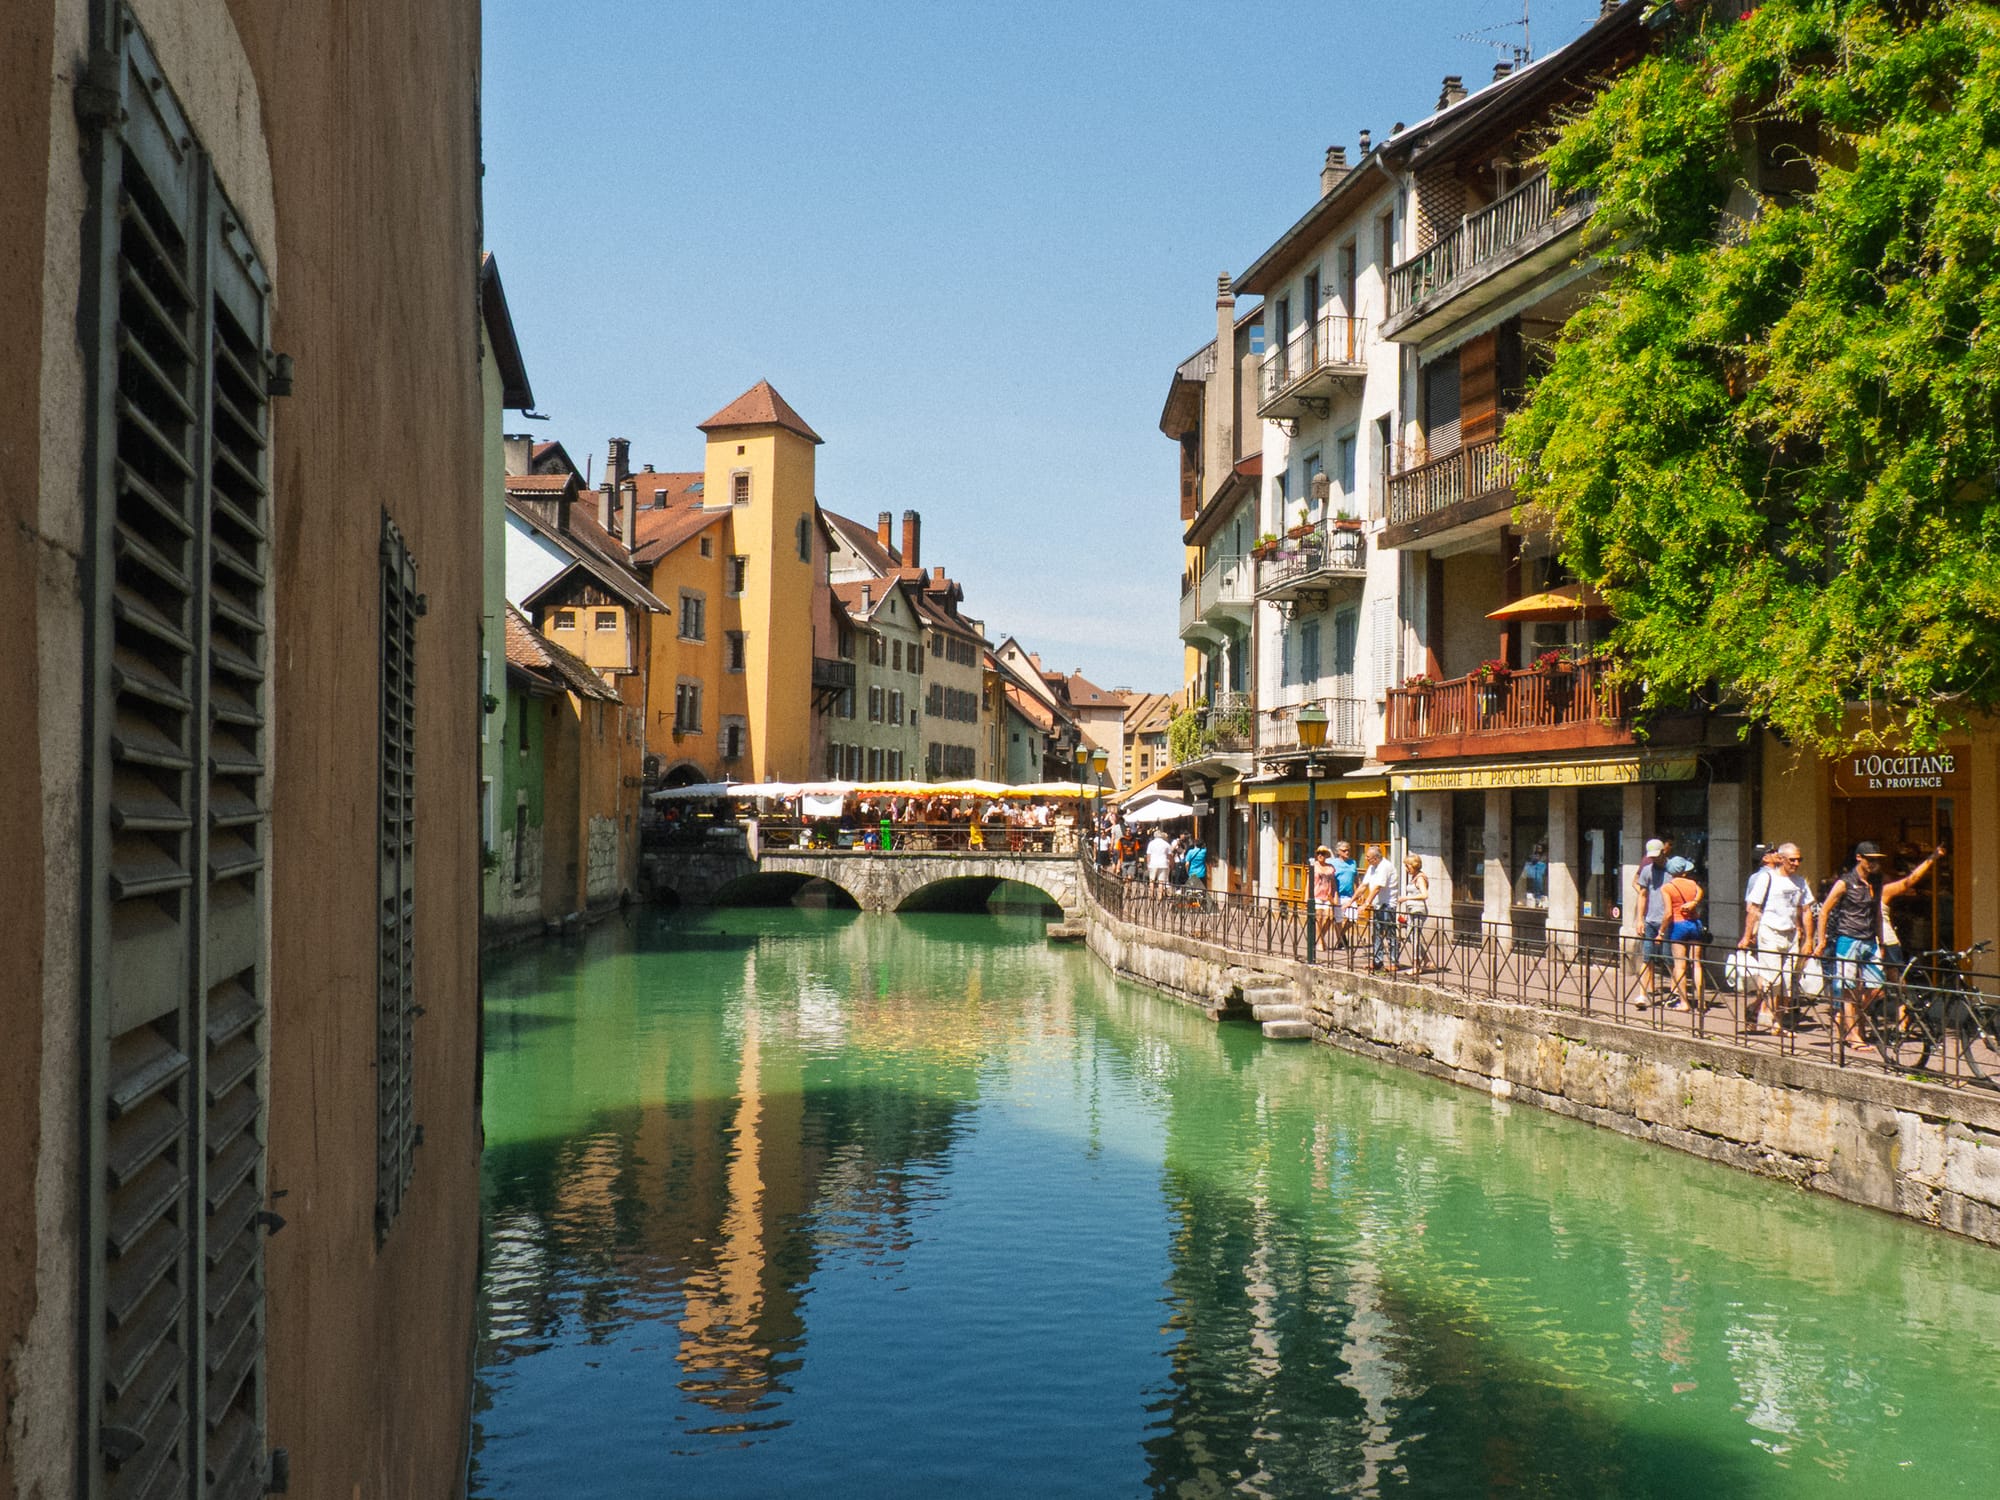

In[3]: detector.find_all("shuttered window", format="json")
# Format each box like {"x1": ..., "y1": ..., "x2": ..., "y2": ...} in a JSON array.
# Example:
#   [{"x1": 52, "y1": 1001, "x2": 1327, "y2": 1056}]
[
  {"x1": 80, "y1": 12, "x2": 274, "y2": 1497},
  {"x1": 378, "y1": 515, "x2": 421, "y2": 1238}
]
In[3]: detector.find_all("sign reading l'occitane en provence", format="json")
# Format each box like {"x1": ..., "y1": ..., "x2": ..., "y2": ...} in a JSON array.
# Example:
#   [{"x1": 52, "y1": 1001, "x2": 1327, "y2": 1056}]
[
  {"x1": 1835, "y1": 750, "x2": 1968, "y2": 796},
  {"x1": 1390, "y1": 752, "x2": 1698, "y2": 794}
]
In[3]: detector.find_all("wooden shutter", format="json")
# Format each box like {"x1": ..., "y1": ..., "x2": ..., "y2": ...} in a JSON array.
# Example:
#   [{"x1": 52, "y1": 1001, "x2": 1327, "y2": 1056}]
[
  {"x1": 377, "y1": 515, "x2": 420, "y2": 1237},
  {"x1": 81, "y1": 11, "x2": 274, "y2": 1497}
]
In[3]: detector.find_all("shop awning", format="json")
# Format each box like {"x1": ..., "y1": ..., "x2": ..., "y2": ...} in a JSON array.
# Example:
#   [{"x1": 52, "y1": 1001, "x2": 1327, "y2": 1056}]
[
  {"x1": 1389, "y1": 751, "x2": 1698, "y2": 793},
  {"x1": 1245, "y1": 777, "x2": 1390, "y2": 805}
]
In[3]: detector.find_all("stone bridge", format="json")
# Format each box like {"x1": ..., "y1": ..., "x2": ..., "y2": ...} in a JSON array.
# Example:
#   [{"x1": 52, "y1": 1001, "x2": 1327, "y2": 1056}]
[{"x1": 746, "y1": 850, "x2": 1082, "y2": 916}]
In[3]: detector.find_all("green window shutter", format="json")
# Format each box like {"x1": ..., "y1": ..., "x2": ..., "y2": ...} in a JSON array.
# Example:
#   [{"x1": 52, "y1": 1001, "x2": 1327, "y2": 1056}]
[
  {"x1": 377, "y1": 515, "x2": 420, "y2": 1238},
  {"x1": 81, "y1": 10, "x2": 274, "y2": 1497}
]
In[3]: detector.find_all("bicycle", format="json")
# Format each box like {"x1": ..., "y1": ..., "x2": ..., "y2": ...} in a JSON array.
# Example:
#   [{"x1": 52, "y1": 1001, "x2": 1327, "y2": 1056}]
[{"x1": 1867, "y1": 940, "x2": 1998, "y2": 1084}]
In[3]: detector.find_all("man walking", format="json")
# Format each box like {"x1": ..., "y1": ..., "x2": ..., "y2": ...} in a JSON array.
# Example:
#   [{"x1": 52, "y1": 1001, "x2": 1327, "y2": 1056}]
[
  {"x1": 1332, "y1": 841, "x2": 1359, "y2": 948},
  {"x1": 1633, "y1": 837, "x2": 1671, "y2": 1007},
  {"x1": 1146, "y1": 828, "x2": 1172, "y2": 885},
  {"x1": 1360, "y1": 845, "x2": 1398, "y2": 971},
  {"x1": 1737, "y1": 843, "x2": 1814, "y2": 1033}
]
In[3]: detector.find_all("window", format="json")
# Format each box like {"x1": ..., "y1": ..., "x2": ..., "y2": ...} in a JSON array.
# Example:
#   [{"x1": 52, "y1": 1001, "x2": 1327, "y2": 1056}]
[
  {"x1": 889, "y1": 689, "x2": 903, "y2": 725},
  {"x1": 726, "y1": 630, "x2": 746, "y2": 672},
  {"x1": 889, "y1": 750, "x2": 903, "y2": 779},
  {"x1": 679, "y1": 590, "x2": 705, "y2": 641},
  {"x1": 720, "y1": 716, "x2": 747, "y2": 761},
  {"x1": 892, "y1": 639, "x2": 902, "y2": 671},
  {"x1": 869, "y1": 686, "x2": 885, "y2": 723},
  {"x1": 595, "y1": 610, "x2": 617, "y2": 631},
  {"x1": 1299, "y1": 618, "x2": 1321, "y2": 682},
  {"x1": 868, "y1": 747, "x2": 884, "y2": 779},
  {"x1": 931, "y1": 632, "x2": 943, "y2": 656},
  {"x1": 699, "y1": 536, "x2": 714, "y2": 559},
  {"x1": 796, "y1": 515, "x2": 811, "y2": 561},
  {"x1": 869, "y1": 634, "x2": 885, "y2": 666},
  {"x1": 1336, "y1": 432, "x2": 1357, "y2": 501},
  {"x1": 79, "y1": 30, "x2": 278, "y2": 1489},
  {"x1": 838, "y1": 622, "x2": 854, "y2": 660},
  {"x1": 837, "y1": 686, "x2": 855, "y2": 719},
  {"x1": 1373, "y1": 595, "x2": 1399, "y2": 700},
  {"x1": 554, "y1": 609, "x2": 576, "y2": 629},
  {"x1": 674, "y1": 679, "x2": 703, "y2": 733},
  {"x1": 731, "y1": 470, "x2": 751, "y2": 506},
  {"x1": 727, "y1": 555, "x2": 747, "y2": 595}
]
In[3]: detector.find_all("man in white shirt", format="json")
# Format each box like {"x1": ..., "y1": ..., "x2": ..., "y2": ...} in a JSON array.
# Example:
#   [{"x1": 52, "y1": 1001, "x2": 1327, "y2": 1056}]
[
  {"x1": 1359, "y1": 845, "x2": 1398, "y2": 970},
  {"x1": 1146, "y1": 830, "x2": 1172, "y2": 884},
  {"x1": 1737, "y1": 841, "x2": 1815, "y2": 1032}
]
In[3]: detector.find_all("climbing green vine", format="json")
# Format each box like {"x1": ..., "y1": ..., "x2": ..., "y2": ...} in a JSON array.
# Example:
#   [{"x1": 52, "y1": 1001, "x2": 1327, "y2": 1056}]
[{"x1": 1505, "y1": 0, "x2": 2000, "y2": 752}]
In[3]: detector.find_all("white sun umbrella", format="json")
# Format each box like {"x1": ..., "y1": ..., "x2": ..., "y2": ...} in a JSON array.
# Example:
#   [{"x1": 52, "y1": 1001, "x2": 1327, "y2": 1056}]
[
  {"x1": 650, "y1": 780, "x2": 739, "y2": 800},
  {"x1": 1124, "y1": 798, "x2": 1195, "y2": 823},
  {"x1": 725, "y1": 781, "x2": 800, "y2": 801}
]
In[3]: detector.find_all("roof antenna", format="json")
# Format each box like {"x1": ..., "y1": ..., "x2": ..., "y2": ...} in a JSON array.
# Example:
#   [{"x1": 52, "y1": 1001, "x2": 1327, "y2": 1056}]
[{"x1": 1456, "y1": 0, "x2": 1531, "y2": 67}]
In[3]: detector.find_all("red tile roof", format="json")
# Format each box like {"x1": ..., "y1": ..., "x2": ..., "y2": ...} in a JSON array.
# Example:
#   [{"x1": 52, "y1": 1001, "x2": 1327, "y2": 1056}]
[
  {"x1": 505, "y1": 473, "x2": 575, "y2": 493},
  {"x1": 697, "y1": 379, "x2": 824, "y2": 445},
  {"x1": 503, "y1": 603, "x2": 619, "y2": 703},
  {"x1": 631, "y1": 507, "x2": 725, "y2": 566}
]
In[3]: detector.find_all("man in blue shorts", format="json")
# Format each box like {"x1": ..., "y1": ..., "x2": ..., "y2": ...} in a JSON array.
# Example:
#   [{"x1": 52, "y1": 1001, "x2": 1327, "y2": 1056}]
[{"x1": 1633, "y1": 837, "x2": 1671, "y2": 1006}]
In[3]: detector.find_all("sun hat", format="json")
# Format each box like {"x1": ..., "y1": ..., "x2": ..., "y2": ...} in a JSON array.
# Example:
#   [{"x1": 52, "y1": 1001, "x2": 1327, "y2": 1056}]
[
  {"x1": 1644, "y1": 838, "x2": 1664, "y2": 857},
  {"x1": 1666, "y1": 856, "x2": 1694, "y2": 876},
  {"x1": 1315, "y1": 845, "x2": 1332, "y2": 856}
]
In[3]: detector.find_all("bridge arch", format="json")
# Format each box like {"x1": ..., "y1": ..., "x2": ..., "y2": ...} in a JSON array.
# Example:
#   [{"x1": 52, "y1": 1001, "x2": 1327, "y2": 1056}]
[
  {"x1": 709, "y1": 869, "x2": 862, "y2": 909},
  {"x1": 753, "y1": 852, "x2": 1080, "y2": 918},
  {"x1": 894, "y1": 874, "x2": 1065, "y2": 915}
]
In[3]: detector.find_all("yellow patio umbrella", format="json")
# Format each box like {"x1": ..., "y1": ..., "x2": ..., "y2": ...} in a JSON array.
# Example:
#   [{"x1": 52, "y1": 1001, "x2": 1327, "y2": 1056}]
[{"x1": 1486, "y1": 582, "x2": 1613, "y2": 622}]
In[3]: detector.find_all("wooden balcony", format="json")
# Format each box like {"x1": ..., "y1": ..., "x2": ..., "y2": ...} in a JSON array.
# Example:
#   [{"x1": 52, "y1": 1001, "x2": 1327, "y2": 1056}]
[
  {"x1": 1383, "y1": 171, "x2": 1595, "y2": 342},
  {"x1": 1257, "y1": 313, "x2": 1368, "y2": 421},
  {"x1": 1383, "y1": 437, "x2": 1517, "y2": 548},
  {"x1": 1381, "y1": 659, "x2": 1633, "y2": 761}
]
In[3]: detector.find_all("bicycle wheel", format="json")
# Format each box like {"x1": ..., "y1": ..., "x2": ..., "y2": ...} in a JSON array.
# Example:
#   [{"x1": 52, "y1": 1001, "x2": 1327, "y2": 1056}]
[
  {"x1": 1953, "y1": 994, "x2": 2000, "y2": 1090},
  {"x1": 1872, "y1": 969, "x2": 1935, "y2": 1073}
]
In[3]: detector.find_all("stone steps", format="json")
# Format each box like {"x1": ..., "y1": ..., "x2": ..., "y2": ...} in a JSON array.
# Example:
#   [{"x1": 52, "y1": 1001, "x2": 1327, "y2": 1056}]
[{"x1": 1261, "y1": 1020, "x2": 1314, "y2": 1041}]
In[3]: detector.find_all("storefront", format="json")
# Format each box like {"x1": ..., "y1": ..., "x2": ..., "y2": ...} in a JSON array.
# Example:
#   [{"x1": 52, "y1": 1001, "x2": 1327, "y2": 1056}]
[
  {"x1": 1396, "y1": 749, "x2": 1743, "y2": 946},
  {"x1": 1246, "y1": 778, "x2": 1390, "y2": 904}
]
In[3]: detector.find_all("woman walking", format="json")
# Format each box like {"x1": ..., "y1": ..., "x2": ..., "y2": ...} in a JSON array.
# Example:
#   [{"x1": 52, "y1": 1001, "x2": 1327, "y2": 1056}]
[
  {"x1": 1662, "y1": 856, "x2": 1705, "y2": 1011},
  {"x1": 1397, "y1": 854, "x2": 1431, "y2": 976}
]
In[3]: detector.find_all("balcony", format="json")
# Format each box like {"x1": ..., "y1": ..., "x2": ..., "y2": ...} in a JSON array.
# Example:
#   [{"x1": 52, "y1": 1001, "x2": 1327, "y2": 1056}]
[
  {"x1": 1255, "y1": 521, "x2": 1366, "y2": 606},
  {"x1": 1383, "y1": 436, "x2": 1518, "y2": 548},
  {"x1": 1381, "y1": 659, "x2": 1632, "y2": 760},
  {"x1": 1205, "y1": 690, "x2": 1254, "y2": 754},
  {"x1": 1177, "y1": 551, "x2": 1255, "y2": 645},
  {"x1": 1383, "y1": 171, "x2": 1595, "y2": 343},
  {"x1": 811, "y1": 656, "x2": 856, "y2": 712},
  {"x1": 1257, "y1": 313, "x2": 1368, "y2": 421},
  {"x1": 1260, "y1": 695, "x2": 1369, "y2": 760}
]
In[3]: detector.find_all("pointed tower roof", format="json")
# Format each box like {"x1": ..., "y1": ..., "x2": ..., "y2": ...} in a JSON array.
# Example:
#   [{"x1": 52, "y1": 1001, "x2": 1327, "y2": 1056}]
[{"x1": 696, "y1": 379, "x2": 824, "y2": 445}]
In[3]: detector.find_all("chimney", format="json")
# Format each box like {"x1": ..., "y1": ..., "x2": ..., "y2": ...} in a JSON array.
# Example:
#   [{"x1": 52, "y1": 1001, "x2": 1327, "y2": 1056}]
[
  {"x1": 932, "y1": 565, "x2": 944, "y2": 584},
  {"x1": 502, "y1": 433, "x2": 533, "y2": 476},
  {"x1": 1438, "y1": 75, "x2": 1467, "y2": 110},
  {"x1": 598, "y1": 486, "x2": 613, "y2": 534},
  {"x1": 861, "y1": 583, "x2": 872, "y2": 610},
  {"x1": 1358, "y1": 129, "x2": 1371, "y2": 156},
  {"x1": 876, "y1": 509, "x2": 894, "y2": 553},
  {"x1": 1492, "y1": 60, "x2": 1513, "y2": 83},
  {"x1": 902, "y1": 509, "x2": 922, "y2": 570},
  {"x1": 1321, "y1": 145, "x2": 1347, "y2": 195},
  {"x1": 1216, "y1": 270, "x2": 1239, "y2": 479},
  {"x1": 620, "y1": 480, "x2": 637, "y2": 553},
  {"x1": 1601, "y1": 0, "x2": 1620, "y2": 15},
  {"x1": 605, "y1": 437, "x2": 630, "y2": 493}
]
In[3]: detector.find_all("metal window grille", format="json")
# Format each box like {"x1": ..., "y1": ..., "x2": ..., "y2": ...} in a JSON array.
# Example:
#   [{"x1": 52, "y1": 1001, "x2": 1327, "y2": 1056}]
[
  {"x1": 377, "y1": 513, "x2": 420, "y2": 1240},
  {"x1": 78, "y1": 11, "x2": 275, "y2": 1494}
]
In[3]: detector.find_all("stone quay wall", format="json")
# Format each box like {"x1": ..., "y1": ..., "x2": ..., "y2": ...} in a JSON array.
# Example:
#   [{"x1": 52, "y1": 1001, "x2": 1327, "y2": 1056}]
[{"x1": 1080, "y1": 880, "x2": 2000, "y2": 1249}]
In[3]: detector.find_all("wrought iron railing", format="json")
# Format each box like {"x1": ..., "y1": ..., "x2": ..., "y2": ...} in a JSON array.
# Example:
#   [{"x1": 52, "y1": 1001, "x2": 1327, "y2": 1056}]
[
  {"x1": 1387, "y1": 171, "x2": 1594, "y2": 318},
  {"x1": 1386, "y1": 436, "x2": 1516, "y2": 529},
  {"x1": 1257, "y1": 522, "x2": 1366, "y2": 594},
  {"x1": 1385, "y1": 658, "x2": 1628, "y2": 742},
  {"x1": 1178, "y1": 551, "x2": 1255, "y2": 635},
  {"x1": 1082, "y1": 863, "x2": 2000, "y2": 1089},
  {"x1": 1258, "y1": 313, "x2": 1368, "y2": 408},
  {"x1": 758, "y1": 821, "x2": 1078, "y2": 854},
  {"x1": 1259, "y1": 695, "x2": 1368, "y2": 757}
]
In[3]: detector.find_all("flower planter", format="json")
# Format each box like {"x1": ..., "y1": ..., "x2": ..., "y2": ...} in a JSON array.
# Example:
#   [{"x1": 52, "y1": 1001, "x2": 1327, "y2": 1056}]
[
  {"x1": 1286, "y1": 524, "x2": 1316, "y2": 541},
  {"x1": 1477, "y1": 681, "x2": 1508, "y2": 719}
]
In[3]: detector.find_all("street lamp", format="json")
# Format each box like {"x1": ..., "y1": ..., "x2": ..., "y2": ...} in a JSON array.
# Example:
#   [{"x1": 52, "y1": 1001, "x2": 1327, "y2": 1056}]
[
  {"x1": 1296, "y1": 702, "x2": 1329, "y2": 964},
  {"x1": 1074, "y1": 742, "x2": 1091, "y2": 858},
  {"x1": 1089, "y1": 747, "x2": 1109, "y2": 856}
]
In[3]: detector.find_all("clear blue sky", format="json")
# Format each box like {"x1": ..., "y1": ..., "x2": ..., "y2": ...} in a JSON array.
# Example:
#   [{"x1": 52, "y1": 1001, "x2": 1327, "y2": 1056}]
[{"x1": 482, "y1": 0, "x2": 1612, "y2": 692}]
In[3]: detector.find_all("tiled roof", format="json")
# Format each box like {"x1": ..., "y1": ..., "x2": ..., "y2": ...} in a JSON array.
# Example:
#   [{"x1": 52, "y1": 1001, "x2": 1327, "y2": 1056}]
[
  {"x1": 505, "y1": 473, "x2": 575, "y2": 492},
  {"x1": 1065, "y1": 671, "x2": 1116, "y2": 707},
  {"x1": 505, "y1": 497, "x2": 669, "y2": 613},
  {"x1": 821, "y1": 509, "x2": 904, "y2": 575},
  {"x1": 631, "y1": 506, "x2": 725, "y2": 566},
  {"x1": 503, "y1": 603, "x2": 619, "y2": 703},
  {"x1": 1123, "y1": 690, "x2": 1177, "y2": 734},
  {"x1": 1004, "y1": 682, "x2": 1057, "y2": 733},
  {"x1": 697, "y1": 379, "x2": 824, "y2": 445}
]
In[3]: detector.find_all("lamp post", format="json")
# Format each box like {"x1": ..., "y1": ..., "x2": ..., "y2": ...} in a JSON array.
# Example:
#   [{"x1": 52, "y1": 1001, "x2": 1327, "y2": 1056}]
[
  {"x1": 1295, "y1": 702, "x2": 1329, "y2": 964},
  {"x1": 1074, "y1": 743, "x2": 1091, "y2": 859},
  {"x1": 1089, "y1": 746, "x2": 1109, "y2": 858}
]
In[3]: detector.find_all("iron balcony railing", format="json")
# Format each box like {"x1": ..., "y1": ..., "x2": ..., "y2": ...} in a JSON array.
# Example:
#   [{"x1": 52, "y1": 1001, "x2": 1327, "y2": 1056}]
[
  {"x1": 1387, "y1": 170, "x2": 1594, "y2": 319},
  {"x1": 1178, "y1": 551, "x2": 1256, "y2": 636},
  {"x1": 1256, "y1": 522, "x2": 1365, "y2": 597},
  {"x1": 1259, "y1": 694, "x2": 1368, "y2": 757},
  {"x1": 1385, "y1": 658, "x2": 1627, "y2": 743},
  {"x1": 812, "y1": 657, "x2": 857, "y2": 691},
  {"x1": 1205, "y1": 689, "x2": 1253, "y2": 753},
  {"x1": 1081, "y1": 863, "x2": 2000, "y2": 1091},
  {"x1": 1386, "y1": 436, "x2": 1516, "y2": 530},
  {"x1": 1258, "y1": 312, "x2": 1368, "y2": 409}
]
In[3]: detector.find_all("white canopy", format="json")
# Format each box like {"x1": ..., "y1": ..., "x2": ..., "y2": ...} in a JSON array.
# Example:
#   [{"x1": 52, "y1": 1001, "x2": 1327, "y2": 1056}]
[
  {"x1": 1124, "y1": 798, "x2": 1195, "y2": 823},
  {"x1": 650, "y1": 781, "x2": 738, "y2": 801}
]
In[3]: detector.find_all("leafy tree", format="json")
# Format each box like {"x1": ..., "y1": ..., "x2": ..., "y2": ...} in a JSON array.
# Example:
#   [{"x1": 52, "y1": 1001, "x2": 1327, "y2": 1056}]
[{"x1": 1505, "y1": 0, "x2": 2000, "y2": 752}]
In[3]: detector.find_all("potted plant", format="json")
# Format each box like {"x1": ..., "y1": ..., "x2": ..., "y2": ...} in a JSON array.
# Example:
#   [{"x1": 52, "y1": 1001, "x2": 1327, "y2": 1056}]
[
  {"x1": 1286, "y1": 502, "x2": 1315, "y2": 541},
  {"x1": 1533, "y1": 648, "x2": 1576, "y2": 675},
  {"x1": 1474, "y1": 658, "x2": 1511, "y2": 717},
  {"x1": 1331, "y1": 509, "x2": 1363, "y2": 531},
  {"x1": 1251, "y1": 531, "x2": 1281, "y2": 560}
]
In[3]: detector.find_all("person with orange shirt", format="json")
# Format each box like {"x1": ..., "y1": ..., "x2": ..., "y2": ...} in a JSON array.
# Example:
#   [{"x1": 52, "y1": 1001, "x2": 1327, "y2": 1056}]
[{"x1": 1662, "y1": 856, "x2": 1706, "y2": 1011}]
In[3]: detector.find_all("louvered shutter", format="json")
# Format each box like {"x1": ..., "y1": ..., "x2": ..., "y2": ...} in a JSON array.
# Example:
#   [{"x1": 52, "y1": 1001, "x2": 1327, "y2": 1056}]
[
  {"x1": 82, "y1": 12, "x2": 274, "y2": 1499},
  {"x1": 377, "y1": 516, "x2": 420, "y2": 1237}
]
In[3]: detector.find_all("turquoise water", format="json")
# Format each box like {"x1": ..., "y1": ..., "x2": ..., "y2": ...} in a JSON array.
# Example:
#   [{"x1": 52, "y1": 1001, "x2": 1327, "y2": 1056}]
[{"x1": 471, "y1": 907, "x2": 2000, "y2": 1497}]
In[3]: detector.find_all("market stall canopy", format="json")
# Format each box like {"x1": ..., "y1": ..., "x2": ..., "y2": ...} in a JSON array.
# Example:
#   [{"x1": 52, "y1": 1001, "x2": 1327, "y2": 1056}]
[
  {"x1": 650, "y1": 781, "x2": 738, "y2": 800},
  {"x1": 1006, "y1": 782, "x2": 1089, "y2": 798},
  {"x1": 1124, "y1": 799, "x2": 1195, "y2": 823},
  {"x1": 726, "y1": 781, "x2": 800, "y2": 800},
  {"x1": 1486, "y1": 583, "x2": 1613, "y2": 622}
]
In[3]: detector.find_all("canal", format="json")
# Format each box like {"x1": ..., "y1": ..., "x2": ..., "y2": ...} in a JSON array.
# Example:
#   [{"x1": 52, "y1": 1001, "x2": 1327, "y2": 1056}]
[{"x1": 472, "y1": 906, "x2": 2000, "y2": 1498}]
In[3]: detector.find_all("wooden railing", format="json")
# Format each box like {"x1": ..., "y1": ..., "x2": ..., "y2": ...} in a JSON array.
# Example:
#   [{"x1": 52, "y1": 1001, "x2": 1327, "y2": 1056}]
[
  {"x1": 1386, "y1": 436, "x2": 1515, "y2": 529},
  {"x1": 1385, "y1": 658, "x2": 1626, "y2": 742},
  {"x1": 1387, "y1": 171, "x2": 1592, "y2": 318},
  {"x1": 1258, "y1": 313, "x2": 1368, "y2": 407}
]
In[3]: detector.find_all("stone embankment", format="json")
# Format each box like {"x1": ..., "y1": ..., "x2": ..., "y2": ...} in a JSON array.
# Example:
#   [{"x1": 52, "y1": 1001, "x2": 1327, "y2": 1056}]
[{"x1": 1081, "y1": 879, "x2": 2000, "y2": 1249}]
